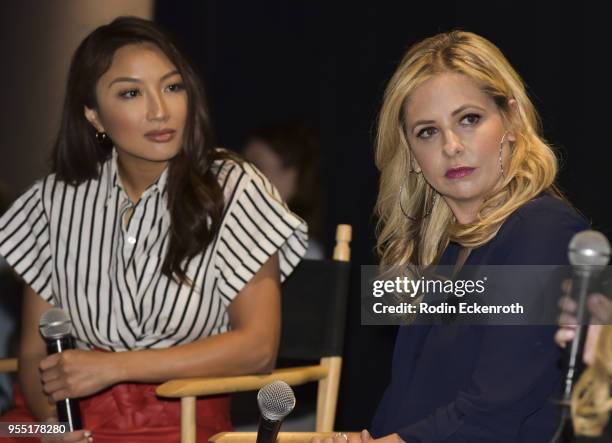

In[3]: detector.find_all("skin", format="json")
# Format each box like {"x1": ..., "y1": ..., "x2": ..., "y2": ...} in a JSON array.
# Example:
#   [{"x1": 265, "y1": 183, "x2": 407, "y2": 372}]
[
  {"x1": 84, "y1": 42, "x2": 188, "y2": 202},
  {"x1": 243, "y1": 139, "x2": 298, "y2": 202},
  {"x1": 555, "y1": 279, "x2": 612, "y2": 364},
  {"x1": 403, "y1": 72, "x2": 516, "y2": 225},
  {"x1": 20, "y1": 43, "x2": 282, "y2": 443}
]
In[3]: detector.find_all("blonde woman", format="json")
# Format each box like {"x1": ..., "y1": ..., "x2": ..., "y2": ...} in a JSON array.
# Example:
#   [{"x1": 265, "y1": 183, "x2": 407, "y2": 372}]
[{"x1": 361, "y1": 31, "x2": 589, "y2": 443}]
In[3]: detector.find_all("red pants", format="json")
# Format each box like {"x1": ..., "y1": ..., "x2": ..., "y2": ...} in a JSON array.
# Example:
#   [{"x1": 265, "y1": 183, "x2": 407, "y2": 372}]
[{"x1": 0, "y1": 382, "x2": 232, "y2": 442}]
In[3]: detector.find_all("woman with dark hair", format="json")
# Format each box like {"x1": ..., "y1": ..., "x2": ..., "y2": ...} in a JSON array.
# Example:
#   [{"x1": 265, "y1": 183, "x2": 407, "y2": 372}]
[
  {"x1": 243, "y1": 121, "x2": 325, "y2": 258},
  {"x1": 0, "y1": 16, "x2": 307, "y2": 443}
]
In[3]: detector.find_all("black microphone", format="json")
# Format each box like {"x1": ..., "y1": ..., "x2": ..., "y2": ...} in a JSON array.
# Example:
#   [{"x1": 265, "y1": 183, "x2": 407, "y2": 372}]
[
  {"x1": 39, "y1": 308, "x2": 83, "y2": 432},
  {"x1": 550, "y1": 230, "x2": 610, "y2": 443},
  {"x1": 256, "y1": 381, "x2": 296, "y2": 443},
  {"x1": 563, "y1": 230, "x2": 610, "y2": 403}
]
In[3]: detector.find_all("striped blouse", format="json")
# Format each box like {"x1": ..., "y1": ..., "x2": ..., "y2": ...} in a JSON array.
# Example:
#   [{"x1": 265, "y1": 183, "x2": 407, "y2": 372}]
[{"x1": 0, "y1": 150, "x2": 307, "y2": 351}]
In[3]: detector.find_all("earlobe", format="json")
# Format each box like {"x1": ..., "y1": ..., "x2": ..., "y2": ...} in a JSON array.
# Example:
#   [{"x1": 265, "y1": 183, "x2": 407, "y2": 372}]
[
  {"x1": 506, "y1": 99, "x2": 519, "y2": 142},
  {"x1": 410, "y1": 157, "x2": 422, "y2": 174},
  {"x1": 84, "y1": 106, "x2": 104, "y2": 133}
]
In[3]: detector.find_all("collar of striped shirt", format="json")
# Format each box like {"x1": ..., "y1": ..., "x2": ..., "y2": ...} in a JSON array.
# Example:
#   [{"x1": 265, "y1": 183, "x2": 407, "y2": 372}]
[{"x1": 104, "y1": 148, "x2": 169, "y2": 207}]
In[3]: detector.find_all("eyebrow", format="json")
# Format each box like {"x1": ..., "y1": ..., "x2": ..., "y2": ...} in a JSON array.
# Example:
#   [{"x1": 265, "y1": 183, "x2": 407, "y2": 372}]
[
  {"x1": 411, "y1": 104, "x2": 487, "y2": 132},
  {"x1": 108, "y1": 70, "x2": 181, "y2": 88}
]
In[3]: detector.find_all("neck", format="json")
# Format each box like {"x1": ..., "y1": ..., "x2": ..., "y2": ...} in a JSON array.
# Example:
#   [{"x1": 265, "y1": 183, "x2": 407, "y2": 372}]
[
  {"x1": 444, "y1": 197, "x2": 483, "y2": 225},
  {"x1": 116, "y1": 154, "x2": 167, "y2": 203}
]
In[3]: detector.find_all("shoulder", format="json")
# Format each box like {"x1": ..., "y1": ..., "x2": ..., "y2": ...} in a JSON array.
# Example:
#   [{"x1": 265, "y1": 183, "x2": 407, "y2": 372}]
[
  {"x1": 7, "y1": 174, "x2": 60, "y2": 216},
  {"x1": 210, "y1": 148, "x2": 284, "y2": 203},
  {"x1": 490, "y1": 193, "x2": 590, "y2": 265}
]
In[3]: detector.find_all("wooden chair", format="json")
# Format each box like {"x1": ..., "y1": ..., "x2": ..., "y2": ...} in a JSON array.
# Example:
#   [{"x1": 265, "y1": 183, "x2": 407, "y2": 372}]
[
  {"x1": 156, "y1": 224, "x2": 352, "y2": 443},
  {"x1": 0, "y1": 358, "x2": 17, "y2": 374},
  {"x1": 209, "y1": 431, "x2": 339, "y2": 443}
]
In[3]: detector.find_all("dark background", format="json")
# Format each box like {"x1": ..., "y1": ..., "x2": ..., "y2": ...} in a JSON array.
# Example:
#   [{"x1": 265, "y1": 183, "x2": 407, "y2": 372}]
[{"x1": 155, "y1": 1, "x2": 604, "y2": 430}]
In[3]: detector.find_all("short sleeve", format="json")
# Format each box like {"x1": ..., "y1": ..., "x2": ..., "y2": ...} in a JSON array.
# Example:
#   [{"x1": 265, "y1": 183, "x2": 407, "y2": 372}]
[
  {"x1": 0, "y1": 182, "x2": 54, "y2": 302},
  {"x1": 213, "y1": 161, "x2": 308, "y2": 303}
]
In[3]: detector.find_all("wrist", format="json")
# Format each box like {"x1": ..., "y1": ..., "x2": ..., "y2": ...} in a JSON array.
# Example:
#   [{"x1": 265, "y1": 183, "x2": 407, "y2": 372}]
[
  {"x1": 106, "y1": 349, "x2": 131, "y2": 384},
  {"x1": 110, "y1": 348, "x2": 155, "y2": 383}
]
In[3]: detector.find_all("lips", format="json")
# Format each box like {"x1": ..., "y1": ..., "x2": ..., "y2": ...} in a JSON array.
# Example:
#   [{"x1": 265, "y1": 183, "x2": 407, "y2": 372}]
[
  {"x1": 144, "y1": 129, "x2": 176, "y2": 143},
  {"x1": 445, "y1": 167, "x2": 475, "y2": 179}
]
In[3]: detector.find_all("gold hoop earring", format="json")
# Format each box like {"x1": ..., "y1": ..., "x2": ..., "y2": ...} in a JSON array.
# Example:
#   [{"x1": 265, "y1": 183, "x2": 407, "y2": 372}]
[{"x1": 399, "y1": 185, "x2": 438, "y2": 221}]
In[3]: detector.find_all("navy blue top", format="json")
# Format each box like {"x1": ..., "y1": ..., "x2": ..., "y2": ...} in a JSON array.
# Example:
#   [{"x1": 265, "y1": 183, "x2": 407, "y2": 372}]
[{"x1": 371, "y1": 194, "x2": 589, "y2": 442}]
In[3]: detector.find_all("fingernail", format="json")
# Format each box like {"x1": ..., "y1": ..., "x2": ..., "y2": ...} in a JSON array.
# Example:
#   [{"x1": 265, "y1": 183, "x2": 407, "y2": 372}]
[
  {"x1": 84, "y1": 430, "x2": 92, "y2": 437},
  {"x1": 88, "y1": 437, "x2": 93, "y2": 443}
]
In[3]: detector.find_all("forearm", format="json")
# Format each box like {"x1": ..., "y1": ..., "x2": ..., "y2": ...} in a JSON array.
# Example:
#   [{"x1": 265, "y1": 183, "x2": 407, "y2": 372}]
[
  {"x1": 18, "y1": 352, "x2": 55, "y2": 420},
  {"x1": 113, "y1": 328, "x2": 277, "y2": 383}
]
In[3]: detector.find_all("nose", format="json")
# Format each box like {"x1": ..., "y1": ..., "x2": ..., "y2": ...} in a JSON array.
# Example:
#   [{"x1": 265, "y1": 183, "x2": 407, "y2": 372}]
[
  {"x1": 146, "y1": 91, "x2": 169, "y2": 122},
  {"x1": 442, "y1": 130, "x2": 464, "y2": 157}
]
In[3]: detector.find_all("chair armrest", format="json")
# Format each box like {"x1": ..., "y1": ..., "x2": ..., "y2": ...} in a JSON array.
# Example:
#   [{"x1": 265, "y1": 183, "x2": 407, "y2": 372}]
[
  {"x1": 0, "y1": 358, "x2": 17, "y2": 373},
  {"x1": 209, "y1": 432, "x2": 340, "y2": 443},
  {"x1": 156, "y1": 365, "x2": 327, "y2": 398}
]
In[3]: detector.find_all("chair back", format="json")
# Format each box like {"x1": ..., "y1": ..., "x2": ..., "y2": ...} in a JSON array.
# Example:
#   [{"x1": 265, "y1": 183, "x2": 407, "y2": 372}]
[{"x1": 278, "y1": 259, "x2": 350, "y2": 361}]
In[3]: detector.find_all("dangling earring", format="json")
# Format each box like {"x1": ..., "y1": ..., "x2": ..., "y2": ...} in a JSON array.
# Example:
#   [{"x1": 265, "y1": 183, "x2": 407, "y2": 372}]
[
  {"x1": 498, "y1": 131, "x2": 511, "y2": 178},
  {"x1": 399, "y1": 184, "x2": 438, "y2": 221},
  {"x1": 95, "y1": 131, "x2": 108, "y2": 143}
]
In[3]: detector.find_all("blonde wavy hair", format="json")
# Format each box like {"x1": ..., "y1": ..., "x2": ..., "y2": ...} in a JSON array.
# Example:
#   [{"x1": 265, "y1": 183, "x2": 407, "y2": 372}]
[
  {"x1": 572, "y1": 325, "x2": 612, "y2": 437},
  {"x1": 375, "y1": 31, "x2": 563, "y2": 266}
]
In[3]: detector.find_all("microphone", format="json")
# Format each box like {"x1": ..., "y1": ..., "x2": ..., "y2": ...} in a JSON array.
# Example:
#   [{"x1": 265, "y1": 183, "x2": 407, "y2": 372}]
[
  {"x1": 549, "y1": 230, "x2": 611, "y2": 443},
  {"x1": 39, "y1": 308, "x2": 83, "y2": 432},
  {"x1": 256, "y1": 381, "x2": 296, "y2": 443},
  {"x1": 563, "y1": 230, "x2": 611, "y2": 404}
]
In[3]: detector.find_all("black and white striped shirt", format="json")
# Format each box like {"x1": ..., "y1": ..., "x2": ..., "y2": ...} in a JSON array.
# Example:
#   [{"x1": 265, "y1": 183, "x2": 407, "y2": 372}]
[{"x1": 0, "y1": 150, "x2": 307, "y2": 351}]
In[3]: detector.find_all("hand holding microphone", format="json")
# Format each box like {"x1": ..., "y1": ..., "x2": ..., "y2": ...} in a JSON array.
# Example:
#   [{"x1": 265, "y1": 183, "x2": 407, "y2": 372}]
[
  {"x1": 38, "y1": 308, "x2": 116, "y2": 443},
  {"x1": 559, "y1": 230, "x2": 610, "y2": 402},
  {"x1": 39, "y1": 307, "x2": 83, "y2": 432},
  {"x1": 550, "y1": 230, "x2": 611, "y2": 442}
]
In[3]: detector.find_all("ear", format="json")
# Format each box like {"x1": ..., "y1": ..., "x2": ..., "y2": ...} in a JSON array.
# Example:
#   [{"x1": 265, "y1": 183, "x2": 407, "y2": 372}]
[
  {"x1": 84, "y1": 106, "x2": 105, "y2": 133},
  {"x1": 409, "y1": 153, "x2": 422, "y2": 174},
  {"x1": 506, "y1": 99, "x2": 519, "y2": 142}
]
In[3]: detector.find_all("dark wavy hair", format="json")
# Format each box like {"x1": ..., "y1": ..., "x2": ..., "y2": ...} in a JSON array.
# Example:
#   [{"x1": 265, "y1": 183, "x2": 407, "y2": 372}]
[
  {"x1": 247, "y1": 121, "x2": 324, "y2": 241},
  {"x1": 52, "y1": 16, "x2": 233, "y2": 283}
]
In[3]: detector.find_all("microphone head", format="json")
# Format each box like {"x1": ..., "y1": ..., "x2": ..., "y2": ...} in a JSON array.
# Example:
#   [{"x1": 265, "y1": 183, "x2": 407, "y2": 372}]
[
  {"x1": 568, "y1": 230, "x2": 611, "y2": 268},
  {"x1": 39, "y1": 307, "x2": 72, "y2": 339},
  {"x1": 257, "y1": 380, "x2": 296, "y2": 422}
]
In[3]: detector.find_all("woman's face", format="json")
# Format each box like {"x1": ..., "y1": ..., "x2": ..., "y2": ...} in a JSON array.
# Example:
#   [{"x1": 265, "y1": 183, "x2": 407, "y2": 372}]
[
  {"x1": 85, "y1": 42, "x2": 187, "y2": 168},
  {"x1": 403, "y1": 72, "x2": 515, "y2": 223}
]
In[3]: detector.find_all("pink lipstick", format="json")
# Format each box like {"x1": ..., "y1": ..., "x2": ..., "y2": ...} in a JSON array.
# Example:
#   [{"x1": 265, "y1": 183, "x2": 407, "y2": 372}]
[
  {"x1": 144, "y1": 129, "x2": 176, "y2": 143},
  {"x1": 445, "y1": 167, "x2": 475, "y2": 179}
]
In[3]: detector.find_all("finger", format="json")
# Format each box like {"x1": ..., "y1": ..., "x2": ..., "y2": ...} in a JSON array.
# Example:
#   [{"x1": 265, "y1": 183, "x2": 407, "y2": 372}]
[
  {"x1": 555, "y1": 328, "x2": 575, "y2": 347},
  {"x1": 561, "y1": 279, "x2": 572, "y2": 295},
  {"x1": 60, "y1": 430, "x2": 92, "y2": 443},
  {"x1": 39, "y1": 354, "x2": 60, "y2": 371},
  {"x1": 42, "y1": 379, "x2": 67, "y2": 396},
  {"x1": 49, "y1": 388, "x2": 71, "y2": 402},
  {"x1": 362, "y1": 430, "x2": 371, "y2": 442},
  {"x1": 558, "y1": 312, "x2": 578, "y2": 326},
  {"x1": 558, "y1": 295, "x2": 577, "y2": 313},
  {"x1": 41, "y1": 366, "x2": 63, "y2": 383},
  {"x1": 588, "y1": 294, "x2": 612, "y2": 323},
  {"x1": 583, "y1": 324, "x2": 602, "y2": 365}
]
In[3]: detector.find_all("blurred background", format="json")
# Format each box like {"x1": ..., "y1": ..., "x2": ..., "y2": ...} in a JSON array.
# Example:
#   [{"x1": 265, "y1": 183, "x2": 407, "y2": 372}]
[{"x1": 0, "y1": 0, "x2": 605, "y2": 432}]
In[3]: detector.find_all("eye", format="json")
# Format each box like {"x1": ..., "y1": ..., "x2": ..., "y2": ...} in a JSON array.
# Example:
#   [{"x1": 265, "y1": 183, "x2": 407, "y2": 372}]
[
  {"x1": 118, "y1": 89, "x2": 140, "y2": 99},
  {"x1": 460, "y1": 113, "x2": 481, "y2": 125},
  {"x1": 165, "y1": 83, "x2": 185, "y2": 93},
  {"x1": 416, "y1": 127, "x2": 438, "y2": 140}
]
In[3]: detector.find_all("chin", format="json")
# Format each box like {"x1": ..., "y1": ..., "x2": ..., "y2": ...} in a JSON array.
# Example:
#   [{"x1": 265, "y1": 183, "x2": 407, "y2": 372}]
[{"x1": 141, "y1": 146, "x2": 182, "y2": 162}]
